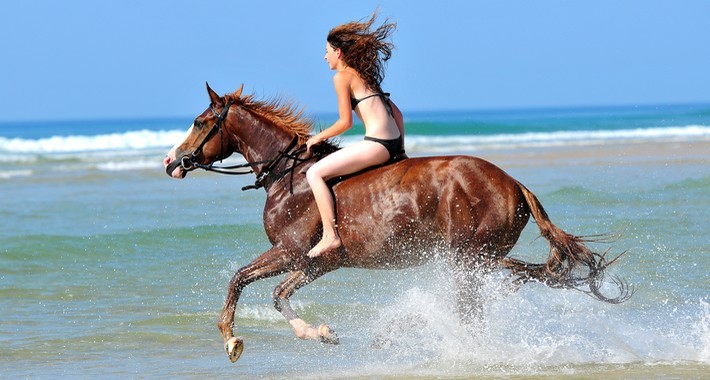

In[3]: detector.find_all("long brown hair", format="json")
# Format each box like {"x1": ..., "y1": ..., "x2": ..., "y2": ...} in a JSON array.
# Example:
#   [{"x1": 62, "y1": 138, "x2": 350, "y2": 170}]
[{"x1": 327, "y1": 11, "x2": 396, "y2": 93}]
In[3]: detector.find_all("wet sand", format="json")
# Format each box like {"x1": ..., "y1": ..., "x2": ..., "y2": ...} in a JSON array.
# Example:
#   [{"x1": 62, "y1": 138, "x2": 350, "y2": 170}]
[{"x1": 478, "y1": 140, "x2": 709, "y2": 168}]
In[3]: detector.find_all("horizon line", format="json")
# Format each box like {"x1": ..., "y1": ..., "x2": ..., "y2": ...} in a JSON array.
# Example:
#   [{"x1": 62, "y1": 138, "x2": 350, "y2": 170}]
[{"x1": 1, "y1": 101, "x2": 709, "y2": 125}]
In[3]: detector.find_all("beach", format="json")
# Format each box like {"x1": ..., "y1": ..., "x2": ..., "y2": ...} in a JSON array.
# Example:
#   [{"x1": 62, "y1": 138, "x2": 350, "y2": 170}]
[
  {"x1": 1, "y1": 106, "x2": 708, "y2": 378},
  {"x1": 483, "y1": 139, "x2": 708, "y2": 168}
]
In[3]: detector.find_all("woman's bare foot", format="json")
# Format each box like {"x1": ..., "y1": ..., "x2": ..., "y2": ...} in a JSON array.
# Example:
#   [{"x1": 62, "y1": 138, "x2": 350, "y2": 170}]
[{"x1": 307, "y1": 233, "x2": 341, "y2": 258}]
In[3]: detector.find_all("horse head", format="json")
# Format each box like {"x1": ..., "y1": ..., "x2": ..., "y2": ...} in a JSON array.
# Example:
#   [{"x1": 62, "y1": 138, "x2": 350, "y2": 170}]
[{"x1": 164, "y1": 82, "x2": 243, "y2": 179}]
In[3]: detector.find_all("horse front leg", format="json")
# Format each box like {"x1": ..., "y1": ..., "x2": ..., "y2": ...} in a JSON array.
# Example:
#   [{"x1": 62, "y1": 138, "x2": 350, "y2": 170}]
[
  {"x1": 218, "y1": 246, "x2": 290, "y2": 363},
  {"x1": 273, "y1": 267, "x2": 339, "y2": 344}
]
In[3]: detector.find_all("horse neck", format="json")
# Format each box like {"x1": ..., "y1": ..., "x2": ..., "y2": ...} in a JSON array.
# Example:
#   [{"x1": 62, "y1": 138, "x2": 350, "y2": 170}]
[{"x1": 227, "y1": 107, "x2": 299, "y2": 177}]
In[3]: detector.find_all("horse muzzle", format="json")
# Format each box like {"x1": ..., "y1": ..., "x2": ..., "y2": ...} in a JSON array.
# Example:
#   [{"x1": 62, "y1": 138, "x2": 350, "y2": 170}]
[{"x1": 165, "y1": 155, "x2": 189, "y2": 178}]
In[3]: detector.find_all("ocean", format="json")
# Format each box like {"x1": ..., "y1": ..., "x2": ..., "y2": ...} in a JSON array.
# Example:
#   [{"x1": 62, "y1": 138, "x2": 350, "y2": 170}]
[{"x1": 1, "y1": 104, "x2": 708, "y2": 379}]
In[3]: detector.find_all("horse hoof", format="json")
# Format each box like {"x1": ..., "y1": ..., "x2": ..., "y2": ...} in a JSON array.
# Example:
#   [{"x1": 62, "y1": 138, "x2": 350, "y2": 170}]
[
  {"x1": 225, "y1": 337, "x2": 244, "y2": 363},
  {"x1": 318, "y1": 324, "x2": 339, "y2": 345}
]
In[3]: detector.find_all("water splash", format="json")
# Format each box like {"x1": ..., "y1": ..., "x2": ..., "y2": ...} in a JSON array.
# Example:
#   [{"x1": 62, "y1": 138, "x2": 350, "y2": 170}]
[{"x1": 331, "y1": 269, "x2": 710, "y2": 378}]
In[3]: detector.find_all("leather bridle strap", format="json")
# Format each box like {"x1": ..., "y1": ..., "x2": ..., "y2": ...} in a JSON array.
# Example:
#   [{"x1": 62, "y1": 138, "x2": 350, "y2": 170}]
[{"x1": 181, "y1": 99, "x2": 233, "y2": 170}]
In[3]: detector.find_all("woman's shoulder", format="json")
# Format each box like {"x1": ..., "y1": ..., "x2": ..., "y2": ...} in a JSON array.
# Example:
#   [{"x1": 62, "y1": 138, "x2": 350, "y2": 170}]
[
  {"x1": 333, "y1": 69, "x2": 358, "y2": 82},
  {"x1": 333, "y1": 70, "x2": 359, "y2": 92},
  {"x1": 334, "y1": 69, "x2": 367, "y2": 92},
  {"x1": 332, "y1": 70, "x2": 352, "y2": 88}
]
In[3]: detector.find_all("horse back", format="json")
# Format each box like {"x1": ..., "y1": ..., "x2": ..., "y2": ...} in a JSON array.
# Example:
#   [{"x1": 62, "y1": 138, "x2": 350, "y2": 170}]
[{"x1": 332, "y1": 156, "x2": 528, "y2": 268}]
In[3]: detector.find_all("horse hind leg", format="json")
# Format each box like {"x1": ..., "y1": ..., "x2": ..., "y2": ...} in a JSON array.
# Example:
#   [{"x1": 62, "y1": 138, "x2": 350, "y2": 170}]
[
  {"x1": 449, "y1": 239, "x2": 507, "y2": 328},
  {"x1": 273, "y1": 269, "x2": 339, "y2": 345},
  {"x1": 451, "y1": 258, "x2": 489, "y2": 326}
]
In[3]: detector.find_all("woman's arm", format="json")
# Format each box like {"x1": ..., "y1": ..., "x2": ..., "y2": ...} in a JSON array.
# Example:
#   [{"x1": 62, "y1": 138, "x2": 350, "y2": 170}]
[{"x1": 307, "y1": 72, "x2": 353, "y2": 153}]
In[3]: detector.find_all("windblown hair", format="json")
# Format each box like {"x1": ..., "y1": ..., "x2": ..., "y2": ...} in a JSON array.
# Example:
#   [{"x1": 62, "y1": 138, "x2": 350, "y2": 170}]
[{"x1": 327, "y1": 11, "x2": 396, "y2": 93}]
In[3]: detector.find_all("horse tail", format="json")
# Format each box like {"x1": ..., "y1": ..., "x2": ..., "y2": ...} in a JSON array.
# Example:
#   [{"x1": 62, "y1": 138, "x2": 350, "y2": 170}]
[{"x1": 500, "y1": 181, "x2": 633, "y2": 303}]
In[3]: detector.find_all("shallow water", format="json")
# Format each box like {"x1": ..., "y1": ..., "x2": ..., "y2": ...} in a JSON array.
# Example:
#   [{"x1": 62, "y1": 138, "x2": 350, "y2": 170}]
[{"x1": 1, "y1": 107, "x2": 708, "y2": 378}]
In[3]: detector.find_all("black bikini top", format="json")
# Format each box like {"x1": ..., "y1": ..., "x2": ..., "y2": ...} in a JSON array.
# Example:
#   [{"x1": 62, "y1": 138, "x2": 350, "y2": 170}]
[{"x1": 350, "y1": 92, "x2": 393, "y2": 116}]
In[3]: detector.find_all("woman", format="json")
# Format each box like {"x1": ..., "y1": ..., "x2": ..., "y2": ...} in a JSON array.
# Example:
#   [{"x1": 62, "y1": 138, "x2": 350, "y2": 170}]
[{"x1": 306, "y1": 12, "x2": 405, "y2": 258}]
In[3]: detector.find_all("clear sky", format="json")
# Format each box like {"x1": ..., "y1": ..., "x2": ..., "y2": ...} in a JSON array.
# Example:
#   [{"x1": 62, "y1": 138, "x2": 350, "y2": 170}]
[{"x1": 1, "y1": 0, "x2": 709, "y2": 122}]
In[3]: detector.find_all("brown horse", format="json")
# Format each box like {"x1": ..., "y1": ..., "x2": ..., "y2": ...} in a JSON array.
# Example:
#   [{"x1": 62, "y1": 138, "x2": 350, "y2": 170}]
[{"x1": 164, "y1": 83, "x2": 631, "y2": 363}]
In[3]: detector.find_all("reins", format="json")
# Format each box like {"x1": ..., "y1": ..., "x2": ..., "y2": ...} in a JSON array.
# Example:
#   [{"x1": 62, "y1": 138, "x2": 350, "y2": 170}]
[
  {"x1": 180, "y1": 98, "x2": 323, "y2": 193},
  {"x1": 194, "y1": 136, "x2": 310, "y2": 193}
]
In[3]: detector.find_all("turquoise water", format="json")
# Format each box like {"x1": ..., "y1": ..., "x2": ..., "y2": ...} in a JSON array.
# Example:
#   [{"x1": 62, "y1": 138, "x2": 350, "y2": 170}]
[{"x1": 1, "y1": 105, "x2": 708, "y2": 378}]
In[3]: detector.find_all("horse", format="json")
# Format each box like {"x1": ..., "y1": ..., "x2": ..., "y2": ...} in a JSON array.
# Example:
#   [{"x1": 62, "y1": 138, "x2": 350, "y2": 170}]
[{"x1": 164, "y1": 83, "x2": 632, "y2": 363}]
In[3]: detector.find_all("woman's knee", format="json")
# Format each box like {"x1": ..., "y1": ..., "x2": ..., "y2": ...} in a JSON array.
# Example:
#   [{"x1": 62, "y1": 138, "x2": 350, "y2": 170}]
[{"x1": 306, "y1": 165, "x2": 325, "y2": 184}]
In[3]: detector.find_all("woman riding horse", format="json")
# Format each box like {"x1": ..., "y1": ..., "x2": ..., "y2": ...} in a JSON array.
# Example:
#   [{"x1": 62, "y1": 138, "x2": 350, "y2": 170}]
[
  {"x1": 162, "y1": 13, "x2": 631, "y2": 365},
  {"x1": 306, "y1": 12, "x2": 405, "y2": 258},
  {"x1": 163, "y1": 81, "x2": 632, "y2": 363}
]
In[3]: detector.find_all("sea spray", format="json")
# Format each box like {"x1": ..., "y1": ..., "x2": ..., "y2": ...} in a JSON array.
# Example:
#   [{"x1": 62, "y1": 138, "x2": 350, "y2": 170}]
[{"x1": 319, "y1": 266, "x2": 710, "y2": 378}]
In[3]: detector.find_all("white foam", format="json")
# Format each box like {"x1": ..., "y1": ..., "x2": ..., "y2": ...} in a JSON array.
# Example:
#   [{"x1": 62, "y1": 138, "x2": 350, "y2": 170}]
[
  {"x1": 96, "y1": 160, "x2": 163, "y2": 171},
  {"x1": 2, "y1": 125, "x2": 707, "y2": 156},
  {"x1": 0, "y1": 129, "x2": 186, "y2": 154},
  {"x1": 358, "y1": 271, "x2": 710, "y2": 374},
  {"x1": 698, "y1": 299, "x2": 710, "y2": 362},
  {"x1": 235, "y1": 301, "x2": 309, "y2": 323},
  {"x1": 401, "y1": 125, "x2": 710, "y2": 153},
  {"x1": 0, "y1": 170, "x2": 33, "y2": 179},
  {"x1": 2, "y1": 125, "x2": 707, "y2": 176}
]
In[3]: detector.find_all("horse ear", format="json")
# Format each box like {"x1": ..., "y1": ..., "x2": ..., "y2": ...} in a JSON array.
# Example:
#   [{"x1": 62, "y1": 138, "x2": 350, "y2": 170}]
[
  {"x1": 234, "y1": 83, "x2": 244, "y2": 98},
  {"x1": 206, "y1": 82, "x2": 222, "y2": 105}
]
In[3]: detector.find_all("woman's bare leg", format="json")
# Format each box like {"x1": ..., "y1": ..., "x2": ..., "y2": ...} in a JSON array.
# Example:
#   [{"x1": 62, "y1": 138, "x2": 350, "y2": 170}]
[
  {"x1": 306, "y1": 141, "x2": 389, "y2": 257},
  {"x1": 306, "y1": 170, "x2": 341, "y2": 257}
]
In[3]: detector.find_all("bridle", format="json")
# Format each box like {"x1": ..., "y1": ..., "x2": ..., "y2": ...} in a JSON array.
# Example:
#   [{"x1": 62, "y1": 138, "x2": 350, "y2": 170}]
[
  {"x1": 178, "y1": 99, "x2": 310, "y2": 193},
  {"x1": 180, "y1": 99, "x2": 234, "y2": 172}
]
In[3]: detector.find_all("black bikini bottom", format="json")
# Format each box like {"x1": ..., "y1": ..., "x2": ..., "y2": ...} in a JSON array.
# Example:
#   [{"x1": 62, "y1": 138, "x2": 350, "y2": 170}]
[{"x1": 364, "y1": 135, "x2": 404, "y2": 159}]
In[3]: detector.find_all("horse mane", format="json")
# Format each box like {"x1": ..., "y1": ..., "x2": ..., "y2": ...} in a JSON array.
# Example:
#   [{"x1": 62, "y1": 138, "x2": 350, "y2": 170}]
[{"x1": 225, "y1": 90, "x2": 337, "y2": 152}]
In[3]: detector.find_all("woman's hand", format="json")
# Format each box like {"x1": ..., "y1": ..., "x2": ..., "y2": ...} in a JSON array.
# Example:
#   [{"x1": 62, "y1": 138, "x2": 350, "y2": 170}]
[{"x1": 306, "y1": 135, "x2": 323, "y2": 156}]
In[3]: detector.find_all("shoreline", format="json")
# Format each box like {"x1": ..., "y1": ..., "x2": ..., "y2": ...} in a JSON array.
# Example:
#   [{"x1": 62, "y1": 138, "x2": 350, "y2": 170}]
[{"x1": 1, "y1": 138, "x2": 707, "y2": 182}]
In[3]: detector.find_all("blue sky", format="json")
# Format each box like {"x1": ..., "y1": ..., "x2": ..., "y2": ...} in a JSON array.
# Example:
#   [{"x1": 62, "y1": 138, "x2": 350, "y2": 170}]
[{"x1": 1, "y1": 1, "x2": 709, "y2": 122}]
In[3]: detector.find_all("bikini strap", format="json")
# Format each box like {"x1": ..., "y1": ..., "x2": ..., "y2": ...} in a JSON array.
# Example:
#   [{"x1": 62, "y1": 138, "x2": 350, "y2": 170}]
[
  {"x1": 380, "y1": 93, "x2": 393, "y2": 117},
  {"x1": 351, "y1": 93, "x2": 393, "y2": 116}
]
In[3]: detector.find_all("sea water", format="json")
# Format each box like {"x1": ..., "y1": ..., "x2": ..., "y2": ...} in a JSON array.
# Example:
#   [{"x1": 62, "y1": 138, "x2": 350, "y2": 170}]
[{"x1": 1, "y1": 104, "x2": 708, "y2": 378}]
